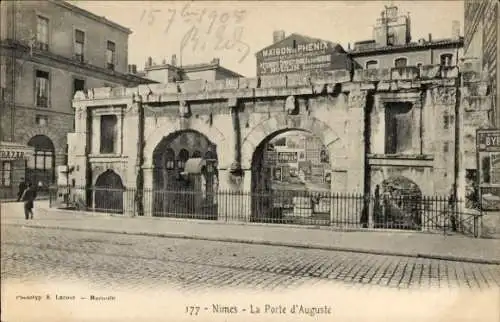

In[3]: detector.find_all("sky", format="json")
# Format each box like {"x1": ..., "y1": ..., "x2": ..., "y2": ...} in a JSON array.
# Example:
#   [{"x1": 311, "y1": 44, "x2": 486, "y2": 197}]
[{"x1": 70, "y1": 1, "x2": 465, "y2": 77}]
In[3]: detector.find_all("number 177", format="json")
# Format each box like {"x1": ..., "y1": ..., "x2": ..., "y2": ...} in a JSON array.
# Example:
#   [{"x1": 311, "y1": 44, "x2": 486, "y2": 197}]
[{"x1": 185, "y1": 306, "x2": 200, "y2": 315}]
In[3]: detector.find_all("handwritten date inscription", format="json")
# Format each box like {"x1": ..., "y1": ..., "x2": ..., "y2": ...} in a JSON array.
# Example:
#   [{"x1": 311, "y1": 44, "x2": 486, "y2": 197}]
[{"x1": 140, "y1": 3, "x2": 250, "y2": 63}]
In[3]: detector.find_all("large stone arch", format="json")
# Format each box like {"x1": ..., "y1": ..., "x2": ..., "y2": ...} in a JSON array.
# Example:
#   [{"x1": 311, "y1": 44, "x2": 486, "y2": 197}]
[
  {"x1": 143, "y1": 118, "x2": 227, "y2": 168},
  {"x1": 240, "y1": 114, "x2": 344, "y2": 169}
]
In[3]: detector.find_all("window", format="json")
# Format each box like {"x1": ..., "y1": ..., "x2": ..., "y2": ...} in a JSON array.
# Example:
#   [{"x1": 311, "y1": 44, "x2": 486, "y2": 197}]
[
  {"x1": 35, "y1": 70, "x2": 49, "y2": 107},
  {"x1": 394, "y1": 57, "x2": 408, "y2": 68},
  {"x1": 177, "y1": 149, "x2": 189, "y2": 169},
  {"x1": 416, "y1": 63, "x2": 423, "y2": 69},
  {"x1": 73, "y1": 78, "x2": 85, "y2": 96},
  {"x1": 36, "y1": 16, "x2": 49, "y2": 50},
  {"x1": 74, "y1": 29, "x2": 85, "y2": 62},
  {"x1": 1, "y1": 162, "x2": 11, "y2": 186},
  {"x1": 387, "y1": 33, "x2": 395, "y2": 46},
  {"x1": 100, "y1": 115, "x2": 118, "y2": 154},
  {"x1": 385, "y1": 102, "x2": 415, "y2": 154},
  {"x1": 366, "y1": 60, "x2": 378, "y2": 69},
  {"x1": 106, "y1": 41, "x2": 116, "y2": 70},
  {"x1": 192, "y1": 150, "x2": 201, "y2": 158},
  {"x1": 35, "y1": 115, "x2": 48, "y2": 126},
  {"x1": 440, "y1": 54, "x2": 453, "y2": 67}
]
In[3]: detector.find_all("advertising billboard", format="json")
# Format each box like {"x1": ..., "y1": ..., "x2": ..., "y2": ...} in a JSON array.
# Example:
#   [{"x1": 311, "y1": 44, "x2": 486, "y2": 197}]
[{"x1": 255, "y1": 34, "x2": 352, "y2": 76}]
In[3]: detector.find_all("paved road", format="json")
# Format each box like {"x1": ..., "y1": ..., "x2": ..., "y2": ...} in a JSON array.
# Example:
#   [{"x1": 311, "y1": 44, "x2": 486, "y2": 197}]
[{"x1": 2, "y1": 225, "x2": 500, "y2": 293}]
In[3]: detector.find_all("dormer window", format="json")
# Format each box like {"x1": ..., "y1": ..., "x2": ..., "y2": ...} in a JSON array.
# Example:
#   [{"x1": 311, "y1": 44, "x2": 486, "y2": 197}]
[
  {"x1": 394, "y1": 57, "x2": 408, "y2": 68},
  {"x1": 440, "y1": 54, "x2": 453, "y2": 67},
  {"x1": 366, "y1": 60, "x2": 378, "y2": 69}
]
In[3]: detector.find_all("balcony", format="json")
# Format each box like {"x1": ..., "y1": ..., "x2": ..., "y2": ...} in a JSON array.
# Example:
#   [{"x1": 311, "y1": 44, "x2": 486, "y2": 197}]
[{"x1": 36, "y1": 96, "x2": 48, "y2": 108}]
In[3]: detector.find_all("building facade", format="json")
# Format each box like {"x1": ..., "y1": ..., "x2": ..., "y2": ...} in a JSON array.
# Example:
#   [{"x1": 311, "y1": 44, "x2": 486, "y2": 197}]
[
  {"x1": 463, "y1": 0, "x2": 499, "y2": 126},
  {"x1": 349, "y1": 5, "x2": 463, "y2": 70},
  {"x1": 0, "y1": 0, "x2": 151, "y2": 198}
]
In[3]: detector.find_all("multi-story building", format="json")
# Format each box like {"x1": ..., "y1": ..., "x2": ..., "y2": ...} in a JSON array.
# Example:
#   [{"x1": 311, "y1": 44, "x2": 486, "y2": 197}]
[
  {"x1": 0, "y1": 0, "x2": 152, "y2": 198},
  {"x1": 349, "y1": 5, "x2": 464, "y2": 70}
]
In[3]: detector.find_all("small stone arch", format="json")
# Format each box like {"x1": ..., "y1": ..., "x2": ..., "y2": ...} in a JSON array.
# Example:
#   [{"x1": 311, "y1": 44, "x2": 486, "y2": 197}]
[
  {"x1": 94, "y1": 169, "x2": 125, "y2": 214},
  {"x1": 143, "y1": 118, "x2": 227, "y2": 168},
  {"x1": 374, "y1": 175, "x2": 423, "y2": 229},
  {"x1": 240, "y1": 114, "x2": 343, "y2": 169}
]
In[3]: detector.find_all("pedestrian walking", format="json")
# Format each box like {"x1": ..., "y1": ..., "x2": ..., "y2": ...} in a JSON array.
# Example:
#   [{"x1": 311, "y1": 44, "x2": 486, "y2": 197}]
[
  {"x1": 17, "y1": 178, "x2": 27, "y2": 202},
  {"x1": 20, "y1": 183, "x2": 37, "y2": 220}
]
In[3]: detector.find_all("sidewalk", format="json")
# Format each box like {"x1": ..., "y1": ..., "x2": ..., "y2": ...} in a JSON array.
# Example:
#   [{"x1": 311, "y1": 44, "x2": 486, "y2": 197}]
[{"x1": 2, "y1": 201, "x2": 500, "y2": 265}]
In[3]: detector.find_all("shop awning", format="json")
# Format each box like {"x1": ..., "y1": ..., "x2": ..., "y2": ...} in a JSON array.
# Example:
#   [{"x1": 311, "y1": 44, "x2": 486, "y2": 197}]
[
  {"x1": 182, "y1": 158, "x2": 206, "y2": 174},
  {"x1": 0, "y1": 141, "x2": 35, "y2": 160}
]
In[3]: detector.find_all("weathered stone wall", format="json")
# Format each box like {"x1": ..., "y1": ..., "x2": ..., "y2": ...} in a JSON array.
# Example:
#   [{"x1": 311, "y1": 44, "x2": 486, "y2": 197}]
[{"x1": 70, "y1": 65, "x2": 461, "y2": 219}]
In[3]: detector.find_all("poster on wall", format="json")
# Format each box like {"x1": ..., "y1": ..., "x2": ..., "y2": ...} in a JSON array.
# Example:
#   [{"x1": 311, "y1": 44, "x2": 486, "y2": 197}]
[{"x1": 476, "y1": 129, "x2": 500, "y2": 210}]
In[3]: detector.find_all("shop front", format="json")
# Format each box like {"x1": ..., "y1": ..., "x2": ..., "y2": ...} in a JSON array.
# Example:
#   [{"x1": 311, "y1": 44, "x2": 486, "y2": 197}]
[{"x1": 0, "y1": 141, "x2": 35, "y2": 200}]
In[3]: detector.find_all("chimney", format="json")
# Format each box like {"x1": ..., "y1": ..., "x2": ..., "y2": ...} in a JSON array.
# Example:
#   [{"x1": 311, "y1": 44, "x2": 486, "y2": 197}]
[
  {"x1": 146, "y1": 56, "x2": 153, "y2": 68},
  {"x1": 132, "y1": 64, "x2": 137, "y2": 74},
  {"x1": 452, "y1": 20, "x2": 460, "y2": 40},
  {"x1": 127, "y1": 64, "x2": 132, "y2": 73},
  {"x1": 171, "y1": 54, "x2": 177, "y2": 66},
  {"x1": 428, "y1": 33, "x2": 432, "y2": 42},
  {"x1": 211, "y1": 58, "x2": 220, "y2": 65},
  {"x1": 273, "y1": 30, "x2": 286, "y2": 44},
  {"x1": 162, "y1": 58, "x2": 167, "y2": 65}
]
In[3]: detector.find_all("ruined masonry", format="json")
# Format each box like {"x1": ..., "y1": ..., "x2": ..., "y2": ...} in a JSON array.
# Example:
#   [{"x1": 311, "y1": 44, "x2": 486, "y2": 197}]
[{"x1": 69, "y1": 65, "x2": 471, "y2": 220}]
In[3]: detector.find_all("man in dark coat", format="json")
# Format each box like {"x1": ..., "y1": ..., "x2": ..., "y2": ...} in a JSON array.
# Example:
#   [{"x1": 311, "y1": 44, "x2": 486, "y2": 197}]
[
  {"x1": 21, "y1": 183, "x2": 37, "y2": 220},
  {"x1": 17, "y1": 178, "x2": 27, "y2": 202}
]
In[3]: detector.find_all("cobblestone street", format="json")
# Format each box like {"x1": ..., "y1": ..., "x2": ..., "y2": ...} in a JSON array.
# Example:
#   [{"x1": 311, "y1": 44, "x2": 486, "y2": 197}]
[{"x1": 2, "y1": 225, "x2": 500, "y2": 293}]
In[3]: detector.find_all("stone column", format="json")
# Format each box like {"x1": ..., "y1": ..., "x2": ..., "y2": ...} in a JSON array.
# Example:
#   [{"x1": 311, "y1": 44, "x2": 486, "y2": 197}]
[
  {"x1": 346, "y1": 89, "x2": 366, "y2": 193},
  {"x1": 71, "y1": 101, "x2": 89, "y2": 207},
  {"x1": 216, "y1": 169, "x2": 251, "y2": 222},
  {"x1": 123, "y1": 101, "x2": 140, "y2": 217},
  {"x1": 142, "y1": 167, "x2": 154, "y2": 217}
]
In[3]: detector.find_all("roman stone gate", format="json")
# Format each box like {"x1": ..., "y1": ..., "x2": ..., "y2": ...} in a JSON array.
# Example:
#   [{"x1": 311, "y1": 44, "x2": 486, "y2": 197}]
[{"x1": 70, "y1": 66, "x2": 459, "y2": 223}]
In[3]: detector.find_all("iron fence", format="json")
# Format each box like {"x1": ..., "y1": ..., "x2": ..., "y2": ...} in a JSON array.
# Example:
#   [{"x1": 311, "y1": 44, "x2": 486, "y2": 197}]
[{"x1": 48, "y1": 186, "x2": 482, "y2": 237}]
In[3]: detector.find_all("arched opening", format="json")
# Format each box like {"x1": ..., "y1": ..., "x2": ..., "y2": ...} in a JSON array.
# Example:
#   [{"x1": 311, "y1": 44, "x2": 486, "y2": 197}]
[
  {"x1": 26, "y1": 135, "x2": 55, "y2": 194},
  {"x1": 152, "y1": 130, "x2": 218, "y2": 219},
  {"x1": 251, "y1": 129, "x2": 332, "y2": 224},
  {"x1": 375, "y1": 176, "x2": 423, "y2": 230},
  {"x1": 94, "y1": 170, "x2": 124, "y2": 214}
]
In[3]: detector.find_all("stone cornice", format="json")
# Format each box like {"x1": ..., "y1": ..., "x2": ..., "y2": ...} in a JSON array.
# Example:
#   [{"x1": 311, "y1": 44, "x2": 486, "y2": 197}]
[
  {"x1": 49, "y1": 0, "x2": 132, "y2": 35},
  {"x1": 73, "y1": 64, "x2": 460, "y2": 104}
]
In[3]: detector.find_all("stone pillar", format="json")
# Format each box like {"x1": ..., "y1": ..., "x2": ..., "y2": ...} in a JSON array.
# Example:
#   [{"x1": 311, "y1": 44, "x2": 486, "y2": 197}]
[
  {"x1": 347, "y1": 89, "x2": 366, "y2": 193},
  {"x1": 216, "y1": 169, "x2": 251, "y2": 222},
  {"x1": 142, "y1": 167, "x2": 153, "y2": 217},
  {"x1": 123, "y1": 101, "x2": 140, "y2": 217},
  {"x1": 91, "y1": 114, "x2": 101, "y2": 155},
  {"x1": 71, "y1": 101, "x2": 89, "y2": 207},
  {"x1": 371, "y1": 95, "x2": 385, "y2": 154}
]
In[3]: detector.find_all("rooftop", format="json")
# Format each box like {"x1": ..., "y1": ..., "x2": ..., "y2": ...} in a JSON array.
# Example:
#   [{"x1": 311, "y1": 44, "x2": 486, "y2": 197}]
[
  {"x1": 61, "y1": 0, "x2": 132, "y2": 34},
  {"x1": 350, "y1": 37, "x2": 464, "y2": 55}
]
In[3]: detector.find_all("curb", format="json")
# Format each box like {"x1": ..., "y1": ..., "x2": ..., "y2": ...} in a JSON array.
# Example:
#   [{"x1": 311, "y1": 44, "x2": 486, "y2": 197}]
[{"x1": 8, "y1": 222, "x2": 500, "y2": 266}]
